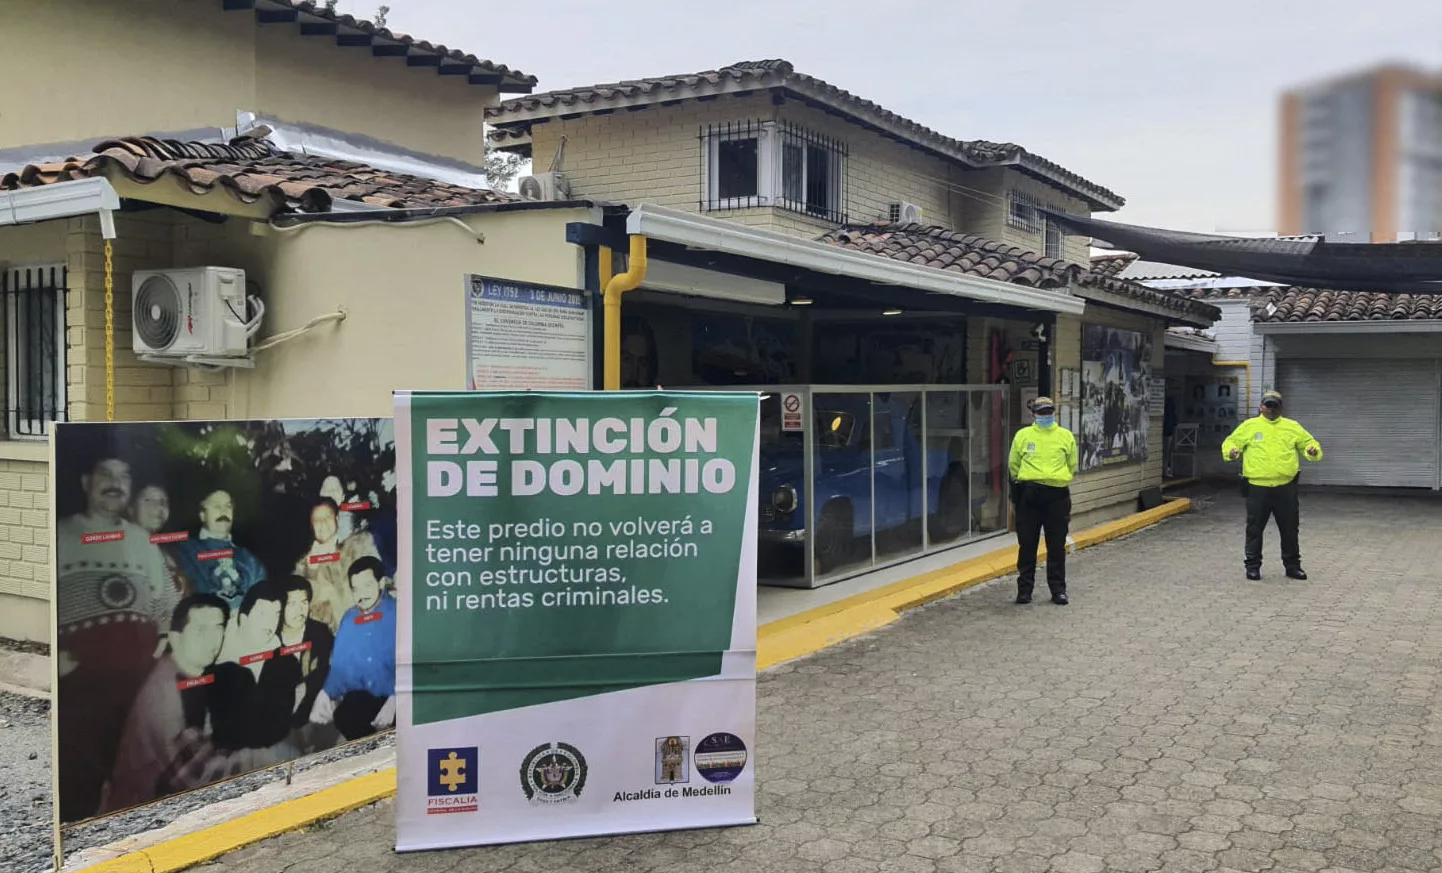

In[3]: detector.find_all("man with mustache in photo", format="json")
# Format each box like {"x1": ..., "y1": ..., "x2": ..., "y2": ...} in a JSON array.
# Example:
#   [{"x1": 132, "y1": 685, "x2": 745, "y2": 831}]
[
  {"x1": 54, "y1": 454, "x2": 172, "y2": 821},
  {"x1": 309, "y1": 556, "x2": 396, "y2": 741},
  {"x1": 173, "y1": 489, "x2": 267, "y2": 613}
]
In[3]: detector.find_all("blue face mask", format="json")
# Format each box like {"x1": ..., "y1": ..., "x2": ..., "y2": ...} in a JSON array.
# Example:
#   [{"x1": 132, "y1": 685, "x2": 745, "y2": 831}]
[{"x1": 1035, "y1": 415, "x2": 1056, "y2": 428}]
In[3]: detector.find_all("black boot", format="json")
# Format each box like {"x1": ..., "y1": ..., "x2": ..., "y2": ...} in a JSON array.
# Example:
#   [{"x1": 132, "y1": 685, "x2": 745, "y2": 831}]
[
  {"x1": 1245, "y1": 567, "x2": 1261, "y2": 581},
  {"x1": 1285, "y1": 567, "x2": 1307, "y2": 580}
]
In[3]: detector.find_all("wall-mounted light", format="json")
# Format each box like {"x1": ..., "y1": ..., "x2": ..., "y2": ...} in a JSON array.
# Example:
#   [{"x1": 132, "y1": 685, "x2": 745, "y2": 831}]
[
  {"x1": 882, "y1": 308, "x2": 903, "y2": 316},
  {"x1": 790, "y1": 296, "x2": 813, "y2": 306}
]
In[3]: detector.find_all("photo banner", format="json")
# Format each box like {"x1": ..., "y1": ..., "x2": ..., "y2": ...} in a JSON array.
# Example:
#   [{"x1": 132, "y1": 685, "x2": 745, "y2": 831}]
[
  {"x1": 50, "y1": 418, "x2": 398, "y2": 827},
  {"x1": 1078, "y1": 325, "x2": 1152, "y2": 472},
  {"x1": 394, "y1": 390, "x2": 759, "y2": 852}
]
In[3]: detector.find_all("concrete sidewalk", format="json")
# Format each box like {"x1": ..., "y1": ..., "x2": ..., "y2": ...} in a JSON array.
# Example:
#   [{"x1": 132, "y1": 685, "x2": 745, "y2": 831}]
[{"x1": 167, "y1": 492, "x2": 1442, "y2": 871}]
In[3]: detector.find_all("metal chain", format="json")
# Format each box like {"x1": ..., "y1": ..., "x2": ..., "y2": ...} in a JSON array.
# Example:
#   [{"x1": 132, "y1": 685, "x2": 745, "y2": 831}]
[{"x1": 104, "y1": 238, "x2": 114, "y2": 422}]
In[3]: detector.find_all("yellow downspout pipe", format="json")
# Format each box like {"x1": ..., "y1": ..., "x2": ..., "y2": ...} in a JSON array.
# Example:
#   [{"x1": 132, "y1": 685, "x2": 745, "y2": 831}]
[
  {"x1": 1212, "y1": 360, "x2": 1251, "y2": 409},
  {"x1": 598, "y1": 246, "x2": 614, "y2": 292},
  {"x1": 603, "y1": 235, "x2": 647, "y2": 390},
  {"x1": 104, "y1": 239, "x2": 115, "y2": 422}
]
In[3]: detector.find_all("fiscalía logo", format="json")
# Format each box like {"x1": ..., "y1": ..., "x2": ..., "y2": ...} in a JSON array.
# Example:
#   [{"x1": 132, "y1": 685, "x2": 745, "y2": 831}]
[
  {"x1": 426, "y1": 747, "x2": 479, "y2": 815},
  {"x1": 521, "y1": 742, "x2": 587, "y2": 804}
]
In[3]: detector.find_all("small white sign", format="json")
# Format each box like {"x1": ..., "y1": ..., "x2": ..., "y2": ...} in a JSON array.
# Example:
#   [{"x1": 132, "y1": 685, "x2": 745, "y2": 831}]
[
  {"x1": 1148, "y1": 376, "x2": 1166, "y2": 411},
  {"x1": 465, "y1": 275, "x2": 591, "y2": 391},
  {"x1": 780, "y1": 392, "x2": 803, "y2": 432}
]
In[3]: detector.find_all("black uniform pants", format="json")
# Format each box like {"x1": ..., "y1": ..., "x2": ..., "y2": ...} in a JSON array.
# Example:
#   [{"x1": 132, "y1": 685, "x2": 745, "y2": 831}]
[
  {"x1": 1244, "y1": 478, "x2": 1301, "y2": 571},
  {"x1": 1014, "y1": 483, "x2": 1071, "y2": 597}
]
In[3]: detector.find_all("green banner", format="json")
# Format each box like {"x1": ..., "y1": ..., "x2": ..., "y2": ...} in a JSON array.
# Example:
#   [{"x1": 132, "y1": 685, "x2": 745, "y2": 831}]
[{"x1": 402, "y1": 391, "x2": 759, "y2": 726}]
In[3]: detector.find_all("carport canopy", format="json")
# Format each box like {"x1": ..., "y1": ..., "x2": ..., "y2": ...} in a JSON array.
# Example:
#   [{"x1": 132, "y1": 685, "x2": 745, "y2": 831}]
[{"x1": 623, "y1": 204, "x2": 1086, "y2": 319}]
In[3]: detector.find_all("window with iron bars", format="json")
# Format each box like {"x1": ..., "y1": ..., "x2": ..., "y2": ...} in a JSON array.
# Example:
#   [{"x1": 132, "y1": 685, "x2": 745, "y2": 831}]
[
  {"x1": 1044, "y1": 219, "x2": 1066, "y2": 260},
  {"x1": 1007, "y1": 189, "x2": 1045, "y2": 233},
  {"x1": 699, "y1": 121, "x2": 848, "y2": 224},
  {"x1": 3, "y1": 264, "x2": 67, "y2": 438}
]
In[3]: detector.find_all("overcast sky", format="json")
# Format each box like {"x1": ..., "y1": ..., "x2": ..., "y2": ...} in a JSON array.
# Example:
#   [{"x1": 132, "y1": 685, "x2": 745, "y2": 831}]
[{"x1": 347, "y1": 0, "x2": 1439, "y2": 234}]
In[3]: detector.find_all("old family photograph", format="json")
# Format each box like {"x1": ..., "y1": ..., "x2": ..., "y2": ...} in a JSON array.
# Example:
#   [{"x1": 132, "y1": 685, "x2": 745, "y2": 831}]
[{"x1": 53, "y1": 418, "x2": 398, "y2": 822}]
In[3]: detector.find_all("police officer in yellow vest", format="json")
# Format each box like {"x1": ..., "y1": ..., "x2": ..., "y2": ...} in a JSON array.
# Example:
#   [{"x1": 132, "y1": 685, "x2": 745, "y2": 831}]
[
  {"x1": 1222, "y1": 390, "x2": 1323, "y2": 581},
  {"x1": 1009, "y1": 396, "x2": 1078, "y2": 605}
]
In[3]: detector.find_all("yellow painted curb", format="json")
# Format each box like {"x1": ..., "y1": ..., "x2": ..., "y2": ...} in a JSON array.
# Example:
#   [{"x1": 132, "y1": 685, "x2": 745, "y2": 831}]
[
  {"x1": 77, "y1": 770, "x2": 396, "y2": 873},
  {"x1": 759, "y1": 497, "x2": 1193, "y2": 661},
  {"x1": 74, "y1": 497, "x2": 1191, "y2": 872}
]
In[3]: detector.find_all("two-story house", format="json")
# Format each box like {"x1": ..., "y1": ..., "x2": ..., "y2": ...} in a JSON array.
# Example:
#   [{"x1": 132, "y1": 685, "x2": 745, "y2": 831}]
[{"x1": 486, "y1": 59, "x2": 1219, "y2": 534}]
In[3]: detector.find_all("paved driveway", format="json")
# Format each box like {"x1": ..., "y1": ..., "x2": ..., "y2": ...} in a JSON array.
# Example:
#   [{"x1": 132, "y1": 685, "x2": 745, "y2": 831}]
[{"x1": 200, "y1": 490, "x2": 1442, "y2": 873}]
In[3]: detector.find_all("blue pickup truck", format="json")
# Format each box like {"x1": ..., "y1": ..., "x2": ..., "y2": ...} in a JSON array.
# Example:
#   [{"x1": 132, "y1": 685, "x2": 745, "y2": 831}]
[{"x1": 757, "y1": 393, "x2": 973, "y2": 574}]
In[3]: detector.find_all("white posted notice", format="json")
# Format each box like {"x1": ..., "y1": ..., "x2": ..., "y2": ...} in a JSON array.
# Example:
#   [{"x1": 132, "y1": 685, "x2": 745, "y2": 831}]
[{"x1": 465, "y1": 276, "x2": 591, "y2": 391}]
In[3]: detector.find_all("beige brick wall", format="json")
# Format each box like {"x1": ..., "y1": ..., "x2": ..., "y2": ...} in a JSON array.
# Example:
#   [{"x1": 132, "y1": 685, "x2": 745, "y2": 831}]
[
  {"x1": 529, "y1": 96, "x2": 768, "y2": 212},
  {"x1": 527, "y1": 98, "x2": 1093, "y2": 247},
  {"x1": 66, "y1": 212, "x2": 183, "y2": 423},
  {"x1": 0, "y1": 221, "x2": 68, "y2": 638},
  {"x1": 0, "y1": 211, "x2": 205, "y2": 635},
  {"x1": 955, "y1": 167, "x2": 1093, "y2": 266},
  {"x1": 0, "y1": 458, "x2": 51, "y2": 605}
]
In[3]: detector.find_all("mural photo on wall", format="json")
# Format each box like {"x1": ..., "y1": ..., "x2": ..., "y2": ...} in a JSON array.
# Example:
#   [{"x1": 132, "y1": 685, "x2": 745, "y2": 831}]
[
  {"x1": 52, "y1": 417, "x2": 397, "y2": 825},
  {"x1": 1078, "y1": 325, "x2": 1152, "y2": 471}
]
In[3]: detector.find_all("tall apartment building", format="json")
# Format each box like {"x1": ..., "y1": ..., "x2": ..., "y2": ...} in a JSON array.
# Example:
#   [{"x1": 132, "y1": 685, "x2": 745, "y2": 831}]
[{"x1": 1278, "y1": 63, "x2": 1442, "y2": 242}]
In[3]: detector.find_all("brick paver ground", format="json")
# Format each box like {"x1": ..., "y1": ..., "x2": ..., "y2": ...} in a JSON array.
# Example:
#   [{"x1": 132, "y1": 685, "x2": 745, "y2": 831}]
[{"x1": 197, "y1": 490, "x2": 1442, "y2": 873}]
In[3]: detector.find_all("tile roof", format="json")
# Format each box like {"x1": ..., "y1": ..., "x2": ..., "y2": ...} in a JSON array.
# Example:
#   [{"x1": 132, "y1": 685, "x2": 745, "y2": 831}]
[
  {"x1": 0, "y1": 135, "x2": 517, "y2": 213},
  {"x1": 486, "y1": 59, "x2": 1123, "y2": 211},
  {"x1": 1155, "y1": 281, "x2": 1442, "y2": 322},
  {"x1": 1090, "y1": 252, "x2": 1138, "y2": 278},
  {"x1": 226, "y1": 0, "x2": 535, "y2": 91},
  {"x1": 824, "y1": 224, "x2": 1071, "y2": 288},
  {"x1": 822, "y1": 224, "x2": 1220, "y2": 323},
  {"x1": 1166, "y1": 285, "x2": 1273, "y2": 302},
  {"x1": 1253, "y1": 287, "x2": 1442, "y2": 323}
]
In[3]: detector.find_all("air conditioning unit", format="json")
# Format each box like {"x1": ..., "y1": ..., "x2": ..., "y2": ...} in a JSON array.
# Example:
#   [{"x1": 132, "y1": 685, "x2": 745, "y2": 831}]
[
  {"x1": 132, "y1": 267, "x2": 259, "y2": 367},
  {"x1": 888, "y1": 201, "x2": 923, "y2": 224},
  {"x1": 517, "y1": 172, "x2": 570, "y2": 201}
]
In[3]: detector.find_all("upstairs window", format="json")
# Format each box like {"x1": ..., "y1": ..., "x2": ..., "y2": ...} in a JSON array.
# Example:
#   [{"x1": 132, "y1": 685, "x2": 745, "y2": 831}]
[
  {"x1": 1007, "y1": 190, "x2": 1044, "y2": 233},
  {"x1": 1009, "y1": 188, "x2": 1071, "y2": 259},
  {"x1": 701, "y1": 121, "x2": 847, "y2": 223},
  {"x1": 1044, "y1": 219, "x2": 1066, "y2": 260},
  {"x1": 3, "y1": 264, "x2": 67, "y2": 438},
  {"x1": 716, "y1": 137, "x2": 760, "y2": 201}
]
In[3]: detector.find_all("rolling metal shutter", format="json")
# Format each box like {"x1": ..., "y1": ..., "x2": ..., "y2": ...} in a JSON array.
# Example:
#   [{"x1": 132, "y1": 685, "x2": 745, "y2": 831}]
[{"x1": 1276, "y1": 358, "x2": 1442, "y2": 489}]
